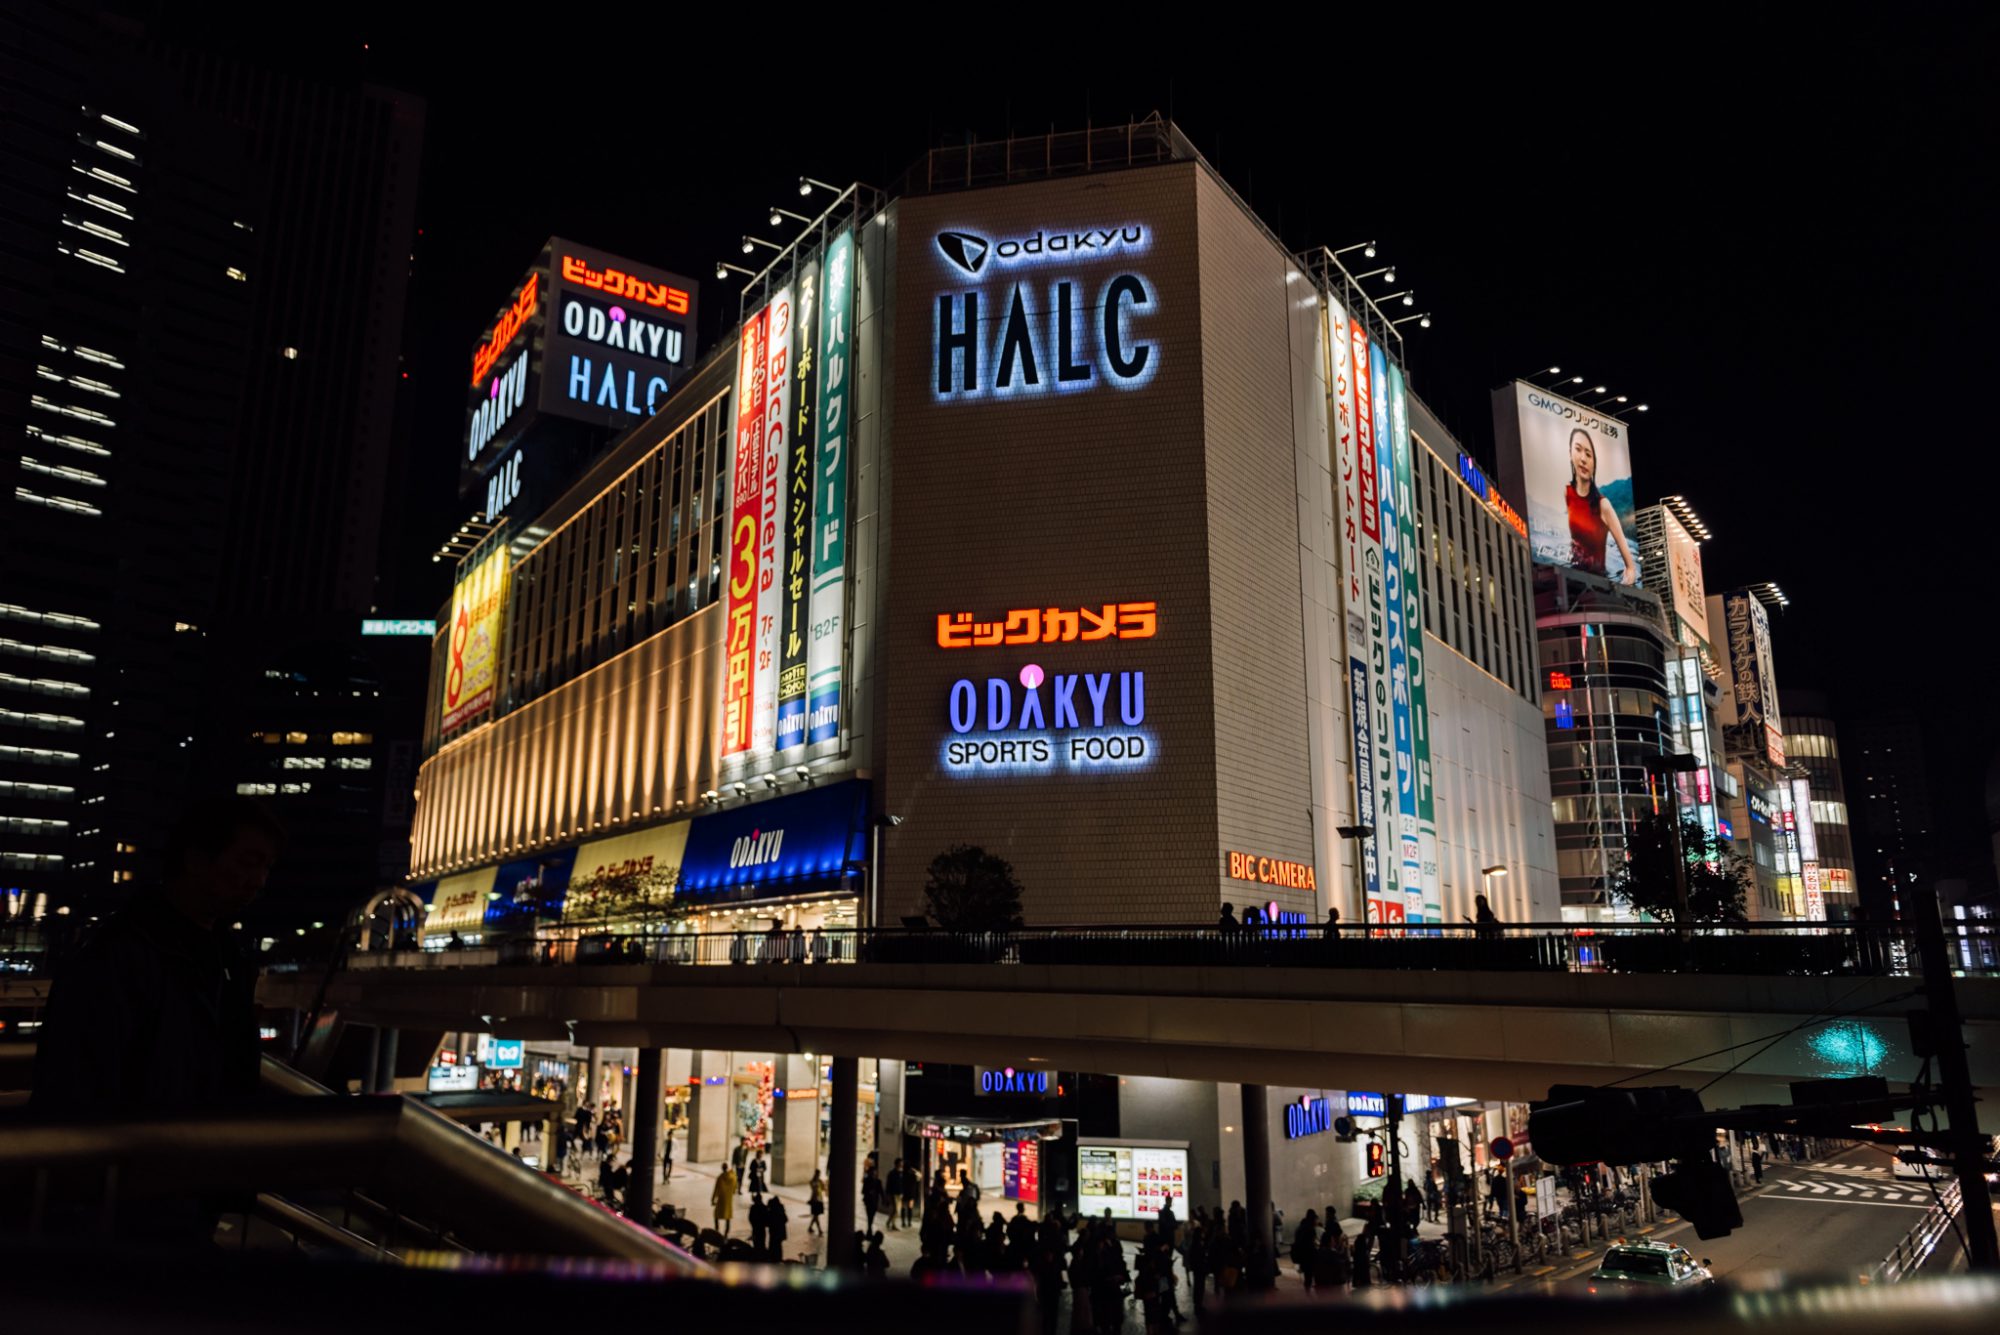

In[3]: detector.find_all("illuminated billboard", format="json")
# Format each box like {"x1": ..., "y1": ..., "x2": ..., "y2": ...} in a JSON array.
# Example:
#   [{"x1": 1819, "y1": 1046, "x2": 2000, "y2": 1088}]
[
  {"x1": 1494, "y1": 381, "x2": 1640, "y2": 584},
  {"x1": 461, "y1": 239, "x2": 699, "y2": 515},
  {"x1": 1716, "y1": 590, "x2": 1783, "y2": 767},
  {"x1": 440, "y1": 549, "x2": 508, "y2": 735},
  {"x1": 1076, "y1": 1142, "x2": 1188, "y2": 1219},
  {"x1": 1661, "y1": 509, "x2": 1710, "y2": 646}
]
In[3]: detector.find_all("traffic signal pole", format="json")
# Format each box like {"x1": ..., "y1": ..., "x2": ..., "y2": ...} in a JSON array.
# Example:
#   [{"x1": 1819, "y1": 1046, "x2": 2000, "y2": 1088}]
[
  {"x1": 1911, "y1": 885, "x2": 2000, "y2": 1271},
  {"x1": 1384, "y1": 1094, "x2": 1404, "y2": 1282}
]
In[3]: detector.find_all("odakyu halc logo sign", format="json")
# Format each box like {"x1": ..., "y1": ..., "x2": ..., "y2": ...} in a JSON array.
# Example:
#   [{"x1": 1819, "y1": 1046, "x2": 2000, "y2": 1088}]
[
  {"x1": 930, "y1": 223, "x2": 1157, "y2": 402},
  {"x1": 934, "y1": 224, "x2": 1148, "y2": 276}
]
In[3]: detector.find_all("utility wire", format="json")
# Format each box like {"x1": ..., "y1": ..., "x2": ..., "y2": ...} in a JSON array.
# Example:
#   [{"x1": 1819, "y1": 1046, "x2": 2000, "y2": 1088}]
[{"x1": 1691, "y1": 977, "x2": 1901, "y2": 1095}]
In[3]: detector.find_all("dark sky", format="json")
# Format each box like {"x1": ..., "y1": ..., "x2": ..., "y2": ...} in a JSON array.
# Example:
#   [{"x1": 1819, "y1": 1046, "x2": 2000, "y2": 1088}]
[{"x1": 139, "y1": 9, "x2": 1999, "y2": 869}]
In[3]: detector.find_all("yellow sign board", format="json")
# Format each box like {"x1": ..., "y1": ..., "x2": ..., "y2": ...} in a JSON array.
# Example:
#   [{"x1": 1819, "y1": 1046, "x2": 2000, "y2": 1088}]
[{"x1": 441, "y1": 550, "x2": 508, "y2": 733}]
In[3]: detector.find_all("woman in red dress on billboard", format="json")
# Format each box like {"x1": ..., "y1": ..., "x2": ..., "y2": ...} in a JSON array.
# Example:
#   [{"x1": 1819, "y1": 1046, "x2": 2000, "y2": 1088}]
[{"x1": 1565, "y1": 428, "x2": 1636, "y2": 584}]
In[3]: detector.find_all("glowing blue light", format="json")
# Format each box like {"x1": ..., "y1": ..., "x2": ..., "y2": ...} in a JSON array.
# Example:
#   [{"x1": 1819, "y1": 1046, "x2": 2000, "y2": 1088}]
[{"x1": 1807, "y1": 1020, "x2": 1889, "y2": 1075}]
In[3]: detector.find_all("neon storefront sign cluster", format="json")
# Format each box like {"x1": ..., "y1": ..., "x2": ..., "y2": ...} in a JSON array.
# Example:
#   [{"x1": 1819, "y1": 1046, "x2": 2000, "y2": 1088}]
[{"x1": 936, "y1": 602, "x2": 1156, "y2": 648}]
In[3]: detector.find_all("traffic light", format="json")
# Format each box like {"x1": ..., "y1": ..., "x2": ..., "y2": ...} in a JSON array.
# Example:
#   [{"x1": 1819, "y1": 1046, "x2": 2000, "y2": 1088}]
[
  {"x1": 1366, "y1": 1141, "x2": 1385, "y2": 1178},
  {"x1": 1649, "y1": 1160, "x2": 1743, "y2": 1240}
]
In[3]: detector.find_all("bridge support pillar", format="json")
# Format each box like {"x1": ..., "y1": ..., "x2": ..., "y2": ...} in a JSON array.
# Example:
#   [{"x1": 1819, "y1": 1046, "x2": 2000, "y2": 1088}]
[
  {"x1": 827, "y1": 1055, "x2": 859, "y2": 1267},
  {"x1": 585, "y1": 1046, "x2": 602, "y2": 1110},
  {"x1": 770, "y1": 1054, "x2": 819, "y2": 1186},
  {"x1": 1241, "y1": 1083, "x2": 1273, "y2": 1258},
  {"x1": 375, "y1": 1027, "x2": 400, "y2": 1093},
  {"x1": 364, "y1": 1025, "x2": 382, "y2": 1093},
  {"x1": 687, "y1": 1050, "x2": 730, "y2": 1163},
  {"x1": 624, "y1": 1047, "x2": 663, "y2": 1225}
]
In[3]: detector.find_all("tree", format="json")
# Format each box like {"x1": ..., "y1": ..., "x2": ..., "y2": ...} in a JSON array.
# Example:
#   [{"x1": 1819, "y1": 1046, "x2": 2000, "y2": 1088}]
[
  {"x1": 922, "y1": 844, "x2": 1025, "y2": 931},
  {"x1": 1609, "y1": 810, "x2": 1751, "y2": 923}
]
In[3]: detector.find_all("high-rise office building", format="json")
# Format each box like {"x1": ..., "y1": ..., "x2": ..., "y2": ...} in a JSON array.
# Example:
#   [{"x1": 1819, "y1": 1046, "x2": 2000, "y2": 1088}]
[
  {"x1": 1842, "y1": 709, "x2": 1932, "y2": 921},
  {"x1": 2, "y1": 9, "x2": 424, "y2": 925},
  {"x1": 2, "y1": 5, "x2": 259, "y2": 917},
  {"x1": 1778, "y1": 688, "x2": 1857, "y2": 920}
]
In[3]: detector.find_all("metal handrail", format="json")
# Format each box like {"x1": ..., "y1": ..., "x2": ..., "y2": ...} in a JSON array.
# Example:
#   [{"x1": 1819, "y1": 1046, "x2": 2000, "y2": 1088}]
[
  {"x1": 1876, "y1": 1176, "x2": 1963, "y2": 1282},
  {"x1": 334, "y1": 920, "x2": 1982, "y2": 979}
]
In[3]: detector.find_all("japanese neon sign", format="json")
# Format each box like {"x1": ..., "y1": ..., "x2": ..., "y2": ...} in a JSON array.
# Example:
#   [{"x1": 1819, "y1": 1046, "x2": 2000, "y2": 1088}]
[
  {"x1": 558, "y1": 254, "x2": 690, "y2": 315},
  {"x1": 470, "y1": 275, "x2": 538, "y2": 387},
  {"x1": 936, "y1": 602, "x2": 1156, "y2": 649}
]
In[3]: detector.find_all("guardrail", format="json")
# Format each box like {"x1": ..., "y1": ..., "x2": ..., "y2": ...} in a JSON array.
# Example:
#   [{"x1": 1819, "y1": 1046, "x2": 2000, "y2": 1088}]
[
  {"x1": 330, "y1": 921, "x2": 1998, "y2": 978},
  {"x1": 1876, "y1": 1176, "x2": 1962, "y2": 1281}
]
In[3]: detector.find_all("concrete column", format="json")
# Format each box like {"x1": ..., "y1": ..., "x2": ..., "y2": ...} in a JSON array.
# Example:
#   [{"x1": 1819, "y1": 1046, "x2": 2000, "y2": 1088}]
[
  {"x1": 875, "y1": 1059, "x2": 905, "y2": 1161},
  {"x1": 687, "y1": 1050, "x2": 730, "y2": 1163},
  {"x1": 1240, "y1": 1083, "x2": 1273, "y2": 1257},
  {"x1": 625, "y1": 1047, "x2": 664, "y2": 1224},
  {"x1": 827, "y1": 1055, "x2": 859, "y2": 1267},
  {"x1": 770, "y1": 1054, "x2": 819, "y2": 1186},
  {"x1": 364, "y1": 1025, "x2": 382, "y2": 1094},
  {"x1": 375, "y1": 1027, "x2": 401, "y2": 1093},
  {"x1": 585, "y1": 1046, "x2": 602, "y2": 1110}
]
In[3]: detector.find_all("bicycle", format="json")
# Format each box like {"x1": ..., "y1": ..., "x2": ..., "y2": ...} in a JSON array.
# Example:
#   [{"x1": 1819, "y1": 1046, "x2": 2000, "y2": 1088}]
[{"x1": 1406, "y1": 1238, "x2": 1458, "y2": 1287}]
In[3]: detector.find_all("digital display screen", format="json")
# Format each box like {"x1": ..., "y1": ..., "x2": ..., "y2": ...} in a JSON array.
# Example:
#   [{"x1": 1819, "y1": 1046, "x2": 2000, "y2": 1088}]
[{"x1": 1075, "y1": 1143, "x2": 1188, "y2": 1219}]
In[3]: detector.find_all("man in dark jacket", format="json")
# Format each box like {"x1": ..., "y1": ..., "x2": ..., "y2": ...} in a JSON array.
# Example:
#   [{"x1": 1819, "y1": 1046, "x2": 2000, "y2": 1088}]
[{"x1": 33, "y1": 796, "x2": 282, "y2": 1121}]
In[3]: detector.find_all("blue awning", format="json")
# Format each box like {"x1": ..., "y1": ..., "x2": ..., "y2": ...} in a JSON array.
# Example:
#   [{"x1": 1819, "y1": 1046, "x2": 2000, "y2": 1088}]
[
  {"x1": 678, "y1": 779, "x2": 869, "y2": 901},
  {"x1": 484, "y1": 847, "x2": 578, "y2": 926}
]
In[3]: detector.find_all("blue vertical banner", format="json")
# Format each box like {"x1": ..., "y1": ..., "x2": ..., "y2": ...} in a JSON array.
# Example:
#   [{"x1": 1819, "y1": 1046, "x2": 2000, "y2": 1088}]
[
  {"x1": 1348, "y1": 657, "x2": 1379, "y2": 904},
  {"x1": 1372, "y1": 342, "x2": 1420, "y2": 924},
  {"x1": 806, "y1": 229, "x2": 855, "y2": 746},
  {"x1": 1388, "y1": 366, "x2": 1438, "y2": 922}
]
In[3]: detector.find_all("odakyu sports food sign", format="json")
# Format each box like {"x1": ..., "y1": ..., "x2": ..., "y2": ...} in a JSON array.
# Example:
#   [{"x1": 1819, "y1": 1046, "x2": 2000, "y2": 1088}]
[
  {"x1": 935, "y1": 597, "x2": 1158, "y2": 777},
  {"x1": 930, "y1": 223, "x2": 1158, "y2": 402}
]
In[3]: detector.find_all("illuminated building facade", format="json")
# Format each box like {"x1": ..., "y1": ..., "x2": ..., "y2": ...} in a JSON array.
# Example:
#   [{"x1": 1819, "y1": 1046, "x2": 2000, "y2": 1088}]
[{"x1": 406, "y1": 121, "x2": 1558, "y2": 939}]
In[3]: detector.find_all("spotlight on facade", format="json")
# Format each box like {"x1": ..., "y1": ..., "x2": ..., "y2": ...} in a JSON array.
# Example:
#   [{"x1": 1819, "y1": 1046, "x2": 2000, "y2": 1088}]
[
  {"x1": 716, "y1": 264, "x2": 729, "y2": 280},
  {"x1": 1419, "y1": 314, "x2": 1431, "y2": 328},
  {"x1": 1364, "y1": 243, "x2": 1376, "y2": 258},
  {"x1": 740, "y1": 238, "x2": 755, "y2": 255}
]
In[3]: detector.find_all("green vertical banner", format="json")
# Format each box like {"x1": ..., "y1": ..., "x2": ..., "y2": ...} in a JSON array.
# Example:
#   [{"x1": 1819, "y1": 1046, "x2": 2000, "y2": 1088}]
[
  {"x1": 776, "y1": 257, "x2": 821, "y2": 754},
  {"x1": 805, "y1": 229, "x2": 854, "y2": 747},
  {"x1": 1389, "y1": 366, "x2": 1440, "y2": 921}
]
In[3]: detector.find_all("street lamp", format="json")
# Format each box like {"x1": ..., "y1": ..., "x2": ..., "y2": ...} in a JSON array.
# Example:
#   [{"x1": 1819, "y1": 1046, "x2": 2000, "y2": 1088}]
[
  {"x1": 868, "y1": 814, "x2": 903, "y2": 932},
  {"x1": 1336, "y1": 825, "x2": 1373, "y2": 924},
  {"x1": 741, "y1": 235, "x2": 783, "y2": 256},
  {"x1": 798, "y1": 176, "x2": 841, "y2": 198},
  {"x1": 769, "y1": 206, "x2": 812, "y2": 227},
  {"x1": 714, "y1": 261, "x2": 756, "y2": 281}
]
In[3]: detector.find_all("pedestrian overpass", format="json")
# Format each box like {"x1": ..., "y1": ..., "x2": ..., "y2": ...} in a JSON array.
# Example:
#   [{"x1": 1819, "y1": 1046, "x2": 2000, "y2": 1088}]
[{"x1": 255, "y1": 925, "x2": 2000, "y2": 1122}]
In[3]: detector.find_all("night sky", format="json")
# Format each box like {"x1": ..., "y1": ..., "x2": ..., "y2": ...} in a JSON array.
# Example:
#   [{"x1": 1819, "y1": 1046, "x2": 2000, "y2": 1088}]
[{"x1": 134, "y1": 10, "x2": 1998, "y2": 873}]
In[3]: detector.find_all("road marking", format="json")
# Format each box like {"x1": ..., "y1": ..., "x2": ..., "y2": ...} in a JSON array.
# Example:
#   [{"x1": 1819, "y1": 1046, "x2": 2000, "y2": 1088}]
[{"x1": 1760, "y1": 1194, "x2": 1929, "y2": 1211}]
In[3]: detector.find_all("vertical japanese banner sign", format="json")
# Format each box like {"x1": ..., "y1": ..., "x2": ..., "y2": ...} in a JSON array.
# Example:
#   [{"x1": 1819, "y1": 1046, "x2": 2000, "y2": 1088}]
[
  {"x1": 722, "y1": 307, "x2": 770, "y2": 759},
  {"x1": 1373, "y1": 340, "x2": 1420, "y2": 924},
  {"x1": 806, "y1": 229, "x2": 854, "y2": 747},
  {"x1": 1389, "y1": 365, "x2": 1440, "y2": 920},
  {"x1": 776, "y1": 259, "x2": 820, "y2": 754},
  {"x1": 754, "y1": 285, "x2": 795, "y2": 760},
  {"x1": 1350, "y1": 319, "x2": 1399, "y2": 924},
  {"x1": 1327, "y1": 298, "x2": 1377, "y2": 907}
]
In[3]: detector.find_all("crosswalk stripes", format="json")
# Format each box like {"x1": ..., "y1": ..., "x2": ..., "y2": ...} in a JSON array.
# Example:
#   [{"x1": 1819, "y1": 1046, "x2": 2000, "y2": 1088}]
[{"x1": 1772, "y1": 1175, "x2": 1926, "y2": 1204}]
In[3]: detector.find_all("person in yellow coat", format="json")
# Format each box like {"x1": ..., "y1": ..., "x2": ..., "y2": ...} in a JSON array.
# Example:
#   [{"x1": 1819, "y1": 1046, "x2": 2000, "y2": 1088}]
[{"x1": 712, "y1": 1165, "x2": 738, "y2": 1236}]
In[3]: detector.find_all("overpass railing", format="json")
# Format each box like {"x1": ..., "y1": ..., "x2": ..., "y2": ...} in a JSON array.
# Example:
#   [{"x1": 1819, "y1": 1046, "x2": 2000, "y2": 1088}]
[{"x1": 340, "y1": 920, "x2": 1999, "y2": 978}]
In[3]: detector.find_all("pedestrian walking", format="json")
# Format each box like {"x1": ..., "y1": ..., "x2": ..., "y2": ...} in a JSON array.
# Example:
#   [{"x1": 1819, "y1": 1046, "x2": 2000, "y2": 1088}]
[
  {"x1": 768, "y1": 1194, "x2": 789, "y2": 1261},
  {"x1": 1291, "y1": 1210, "x2": 1319, "y2": 1290},
  {"x1": 748, "y1": 1151, "x2": 768, "y2": 1196},
  {"x1": 661, "y1": 1127, "x2": 675, "y2": 1184},
  {"x1": 809, "y1": 1168, "x2": 826, "y2": 1235},
  {"x1": 885, "y1": 1158, "x2": 906, "y2": 1230},
  {"x1": 901, "y1": 1160, "x2": 920, "y2": 1226},
  {"x1": 712, "y1": 1165, "x2": 737, "y2": 1236},
  {"x1": 1751, "y1": 1147, "x2": 1765, "y2": 1184},
  {"x1": 862, "y1": 1163, "x2": 885, "y2": 1233},
  {"x1": 1473, "y1": 893, "x2": 1501, "y2": 940},
  {"x1": 749, "y1": 1192, "x2": 770, "y2": 1257}
]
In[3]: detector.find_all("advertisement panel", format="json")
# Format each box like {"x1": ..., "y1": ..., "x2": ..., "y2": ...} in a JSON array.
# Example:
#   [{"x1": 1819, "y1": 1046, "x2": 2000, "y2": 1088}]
[
  {"x1": 1351, "y1": 322, "x2": 1400, "y2": 925},
  {"x1": 808, "y1": 229, "x2": 856, "y2": 748},
  {"x1": 1076, "y1": 1143, "x2": 1188, "y2": 1219},
  {"x1": 1325, "y1": 298, "x2": 1379, "y2": 911},
  {"x1": 1389, "y1": 366, "x2": 1440, "y2": 920},
  {"x1": 440, "y1": 549, "x2": 509, "y2": 734},
  {"x1": 722, "y1": 309, "x2": 770, "y2": 758},
  {"x1": 1374, "y1": 342, "x2": 1420, "y2": 922},
  {"x1": 537, "y1": 239, "x2": 698, "y2": 431},
  {"x1": 1662, "y1": 510, "x2": 1710, "y2": 646},
  {"x1": 753, "y1": 286, "x2": 795, "y2": 760},
  {"x1": 1721, "y1": 591, "x2": 1783, "y2": 766},
  {"x1": 776, "y1": 259, "x2": 821, "y2": 755},
  {"x1": 422, "y1": 869, "x2": 495, "y2": 943},
  {"x1": 565, "y1": 819, "x2": 692, "y2": 922},
  {"x1": 1499, "y1": 382, "x2": 1640, "y2": 584}
]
